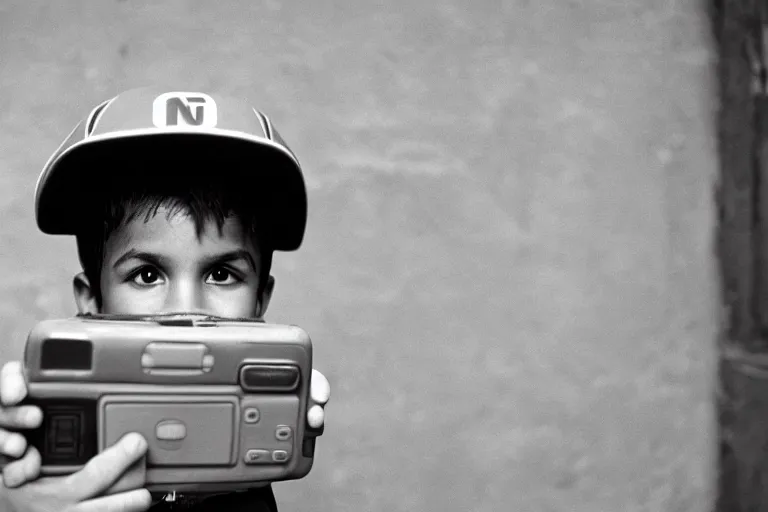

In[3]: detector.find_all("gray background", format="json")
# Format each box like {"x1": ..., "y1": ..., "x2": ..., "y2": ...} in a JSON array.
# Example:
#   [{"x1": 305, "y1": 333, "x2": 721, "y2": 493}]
[{"x1": 0, "y1": 1, "x2": 719, "y2": 511}]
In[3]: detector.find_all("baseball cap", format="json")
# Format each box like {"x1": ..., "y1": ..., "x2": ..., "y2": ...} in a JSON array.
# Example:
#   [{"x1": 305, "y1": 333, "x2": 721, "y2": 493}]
[{"x1": 35, "y1": 87, "x2": 307, "y2": 251}]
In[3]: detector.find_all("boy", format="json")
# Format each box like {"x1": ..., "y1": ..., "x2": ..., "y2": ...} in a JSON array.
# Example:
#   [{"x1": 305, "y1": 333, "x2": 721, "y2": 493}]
[{"x1": 0, "y1": 88, "x2": 331, "y2": 511}]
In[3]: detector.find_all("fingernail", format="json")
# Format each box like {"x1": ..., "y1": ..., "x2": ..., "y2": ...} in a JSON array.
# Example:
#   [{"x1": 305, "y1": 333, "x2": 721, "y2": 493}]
[
  {"x1": 5, "y1": 435, "x2": 24, "y2": 457},
  {"x1": 2, "y1": 383, "x2": 20, "y2": 406},
  {"x1": 307, "y1": 405, "x2": 323, "y2": 429},
  {"x1": 23, "y1": 408, "x2": 42, "y2": 426},
  {"x1": 124, "y1": 434, "x2": 146, "y2": 455}
]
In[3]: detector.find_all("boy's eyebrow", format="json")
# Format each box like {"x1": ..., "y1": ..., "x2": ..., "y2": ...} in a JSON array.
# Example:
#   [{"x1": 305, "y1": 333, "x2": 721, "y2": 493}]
[
  {"x1": 204, "y1": 250, "x2": 257, "y2": 271},
  {"x1": 112, "y1": 249, "x2": 164, "y2": 269}
]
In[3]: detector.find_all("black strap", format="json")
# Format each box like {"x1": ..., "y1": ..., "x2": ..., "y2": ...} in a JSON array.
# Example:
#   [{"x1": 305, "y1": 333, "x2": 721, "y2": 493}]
[{"x1": 149, "y1": 487, "x2": 278, "y2": 511}]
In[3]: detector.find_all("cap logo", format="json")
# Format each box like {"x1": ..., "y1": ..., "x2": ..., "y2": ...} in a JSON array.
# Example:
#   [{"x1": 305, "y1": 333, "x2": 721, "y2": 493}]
[{"x1": 152, "y1": 92, "x2": 217, "y2": 128}]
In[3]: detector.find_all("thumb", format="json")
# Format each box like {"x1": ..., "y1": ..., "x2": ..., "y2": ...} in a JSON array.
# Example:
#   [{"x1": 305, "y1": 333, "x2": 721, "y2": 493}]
[
  {"x1": 102, "y1": 454, "x2": 147, "y2": 496},
  {"x1": 65, "y1": 433, "x2": 148, "y2": 500}
]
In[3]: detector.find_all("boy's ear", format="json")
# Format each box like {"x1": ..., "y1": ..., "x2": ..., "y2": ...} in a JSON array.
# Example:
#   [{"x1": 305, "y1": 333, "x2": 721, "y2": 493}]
[
  {"x1": 255, "y1": 275, "x2": 276, "y2": 319},
  {"x1": 73, "y1": 272, "x2": 99, "y2": 315}
]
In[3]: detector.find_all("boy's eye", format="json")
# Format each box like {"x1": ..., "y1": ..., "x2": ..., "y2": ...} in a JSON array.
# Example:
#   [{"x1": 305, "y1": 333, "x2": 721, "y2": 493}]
[
  {"x1": 131, "y1": 267, "x2": 164, "y2": 286},
  {"x1": 206, "y1": 267, "x2": 240, "y2": 285}
]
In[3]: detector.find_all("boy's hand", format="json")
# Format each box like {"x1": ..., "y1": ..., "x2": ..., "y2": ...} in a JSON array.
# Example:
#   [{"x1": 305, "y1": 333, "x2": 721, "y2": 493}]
[
  {"x1": 307, "y1": 369, "x2": 331, "y2": 430},
  {"x1": 0, "y1": 361, "x2": 43, "y2": 483},
  {"x1": 0, "y1": 433, "x2": 151, "y2": 512},
  {"x1": 0, "y1": 361, "x2": 151, "y2": 511}
]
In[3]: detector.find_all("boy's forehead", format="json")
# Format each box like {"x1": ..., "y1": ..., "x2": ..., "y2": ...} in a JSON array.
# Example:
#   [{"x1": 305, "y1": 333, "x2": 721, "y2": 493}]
[{"x1": 107, "y1": 208, "x2": 255, "y2": 252}]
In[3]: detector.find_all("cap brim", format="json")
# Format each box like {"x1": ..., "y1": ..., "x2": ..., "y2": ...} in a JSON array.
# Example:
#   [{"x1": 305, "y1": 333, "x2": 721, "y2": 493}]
[{"x1": 35, "y1": 130, "x2": 307, "y2": 251}]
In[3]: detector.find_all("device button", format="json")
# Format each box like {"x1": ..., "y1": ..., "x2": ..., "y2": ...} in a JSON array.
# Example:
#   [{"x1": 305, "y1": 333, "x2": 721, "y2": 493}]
[
  {"x1": 275, "y1": 426, "x2": 292, "y2": 441},
  {"x1": 244, "y1": 449, "x2": 270, "y2": 465},
  {"x1": 239, "y1": 364, "x2": 300, "y2": 392},
  {"x1": 48, "y1": 413, "x2": 81, "y2": 456},
  {"x1": 141, "y1": 343, "x2": 213, "y2": 373},
  {"x1": 155, "y1": 420, "x2": 187, "y2": 441},
  {"x1": 243, "y1": 407, "x2": 260, "y2": 424},
  {"x1": 272, "y1": 450, "x2": 289, "y2": 463}
]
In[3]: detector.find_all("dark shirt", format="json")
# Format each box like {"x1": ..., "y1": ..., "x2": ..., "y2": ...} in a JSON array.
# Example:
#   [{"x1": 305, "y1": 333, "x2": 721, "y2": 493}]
[{"x1": 148, "y1": 485, "x2": 278, "y2": 511}]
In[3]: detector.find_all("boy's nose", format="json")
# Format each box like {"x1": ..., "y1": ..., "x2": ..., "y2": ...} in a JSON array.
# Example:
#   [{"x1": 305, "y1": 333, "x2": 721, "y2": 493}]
[{"x1": 163, "y1": 281, "x2": 206, "y2": 315}]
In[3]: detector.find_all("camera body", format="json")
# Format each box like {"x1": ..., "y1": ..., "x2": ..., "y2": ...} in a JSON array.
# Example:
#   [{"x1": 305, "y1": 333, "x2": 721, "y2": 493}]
[{"x1": 20, "y1": 314, "x2": 318, "y2": 493}]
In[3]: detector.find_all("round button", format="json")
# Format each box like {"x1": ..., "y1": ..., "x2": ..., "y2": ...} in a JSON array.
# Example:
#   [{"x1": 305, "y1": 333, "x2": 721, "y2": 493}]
[
  {"x1": 275, "y1": 425, "x2": 293, "y2": 441},
  {"x1": 244, "y1": 407, "x2": 260, "y2": 424}
]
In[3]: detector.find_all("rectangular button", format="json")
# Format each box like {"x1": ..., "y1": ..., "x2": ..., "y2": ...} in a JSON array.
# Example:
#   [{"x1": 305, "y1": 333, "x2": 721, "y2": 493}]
[
  {"x1": 239, "y1": 364, "x2": 300, "y2": 392},
  {"x1": 142, "y1": 343, "x2": 208, "y2": 369},
  {"x1": 272, "y1": 450, "x2": 290, "y2": 463},
  {"x1": 244, "y1": 449, "x2": 271, "y2": 465}
]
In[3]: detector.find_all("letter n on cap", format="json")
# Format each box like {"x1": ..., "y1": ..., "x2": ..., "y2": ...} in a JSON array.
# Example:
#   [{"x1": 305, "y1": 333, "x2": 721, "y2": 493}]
[{"x1": 152, "y1": 92, "x2": 218, "y2": 128}]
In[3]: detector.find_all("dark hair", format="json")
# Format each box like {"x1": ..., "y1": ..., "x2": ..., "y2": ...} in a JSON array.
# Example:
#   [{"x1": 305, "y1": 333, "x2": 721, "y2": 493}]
[{"x1": 75, "y1": 171, "x2": 273, "y2": 308}]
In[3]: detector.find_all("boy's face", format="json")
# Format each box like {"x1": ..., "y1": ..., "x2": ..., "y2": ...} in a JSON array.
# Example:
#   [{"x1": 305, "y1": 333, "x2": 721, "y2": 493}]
[{"x1": 74, "y1": 208, "x2": 274, "y2": 319}]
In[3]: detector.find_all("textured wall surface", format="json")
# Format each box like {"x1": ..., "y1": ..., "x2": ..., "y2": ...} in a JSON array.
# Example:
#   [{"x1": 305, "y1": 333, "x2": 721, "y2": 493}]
[{"x1": 0, "y1": 1, "x2": 719, "y2": 511}]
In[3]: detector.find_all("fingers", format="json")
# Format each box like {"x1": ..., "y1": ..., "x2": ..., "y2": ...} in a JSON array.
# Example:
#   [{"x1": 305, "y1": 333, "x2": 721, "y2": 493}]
[
  {"x1": 310, "y1": 369, "x2": 330, "y2": 405},
  {"x1": 308, "y1": 369, "x2": 330, "y2": 429},
  {"x1": 75, "y1": 488, "x2": 152, "y2": 512},
  {"x1": 64, "y1": 433, "x2": 148, "y2": 500},
  {"x1": 0, "y1": 429, "x2": 27, "y2": 459},
  {"x1": 0, "y1": 405, "x2": 42, "y2": 430},
  {"x1": 307, "y1": 405, "x2": 324, "y2": 429},
  {"x1": 0, "y1": 362, "x2": 44, "y2": 490},
  {"x1": 0, "y1": 362, "x2": 27, "y2": 407},
  {"x1": 2, "y1": 445, "x2": 40, "y2": 488}
]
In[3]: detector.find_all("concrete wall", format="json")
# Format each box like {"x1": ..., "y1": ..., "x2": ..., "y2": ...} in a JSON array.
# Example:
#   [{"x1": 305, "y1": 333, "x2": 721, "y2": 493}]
[{"x1": 0, "y1": 1, "x2": 719, "y2": 511}]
